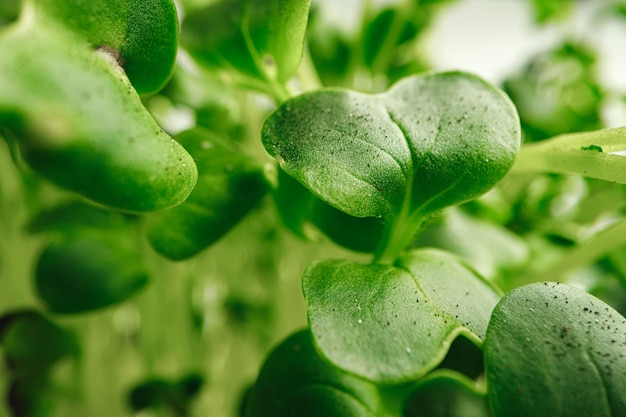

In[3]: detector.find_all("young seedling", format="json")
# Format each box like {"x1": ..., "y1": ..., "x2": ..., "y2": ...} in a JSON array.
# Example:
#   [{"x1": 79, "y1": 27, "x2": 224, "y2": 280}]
[{"x1": 1, "y1": 1, "x2": 626, "y2": 416}]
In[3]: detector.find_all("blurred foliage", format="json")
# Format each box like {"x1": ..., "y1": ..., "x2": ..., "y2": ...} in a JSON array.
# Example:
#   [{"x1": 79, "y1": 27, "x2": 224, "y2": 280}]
[
  {"x1": 530, "y1": 0, "x2": 573, "y2": 24},
  {"x1": 503, "y1": 42, "x2": 604, "y2": 143},
  {"x1": 128, "y1": 373, "x2": 204, "y2": 416},
  {"x1": 3, "y1": 1, "x2": 626, "y2": 416}
]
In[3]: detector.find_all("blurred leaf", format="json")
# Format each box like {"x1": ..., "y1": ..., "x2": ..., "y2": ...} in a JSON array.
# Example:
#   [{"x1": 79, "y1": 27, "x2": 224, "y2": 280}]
[
  {"x1": 128, "y1": 373, "x2": 204, "y2": 415},
  {"x1": 246, "y1": 329, "x2": 381, "y2": 417},
  {"x1": 485, "y1": 282, "x2": 626, "y2": 417},
  {"x1": 272, "y1": 168, "x2": 317, "y2": 239},
  {"x1": 129, "y1": 379, "x2": 172, "y2": 411},
  {"x1": 0, "y1": 0, "x2": 19, "y2": 26},
  {"x1": 362, "y1": 8, "x2": 418, "y2": 71},
  {"x1": 27, "y1": 201, "x2": 130, "y2": 235},
  {"x1": 310, "y1": 197, "x2": 384, "y2": 253},
  {"x1": 306, "y1": 7, "x2": 353, "y2": 87},
  {"x1": 303, "y1": 249, "x2": 501, "y2": 383},
  {"x1": 414, "y1": 207, "x2": 529, "y2": 279},
  {"x1": 273, "y1": 169, "x2": 384, "y2": 252},
  {"x1": 182, "y1": 0, "x2": 311, "y2": 89},
  {"x1": 404, "y1": 371, "x2": 490, "y2": 417},
  {"x1": 35, "y1": 231, "x2": 149, "y2": 313},
  {"x1": 530, "y1": 0, "x2": 573, "y2": 24},
  {"x1": 0, "y1": 310, "x2": 78, "y2": 378},
  {"x1": 177, "y1": 374, "x2": 204, "y2": 398},
  {"x1": 32, "y1": 0, "x2": 179, "y2": 94},
  {"x1": 224, "y1": 296, "x2": 271, "y2": 325},
  {"x1": 504, "y1": 42, "x2": 603, "y2": 142},
  {"x1": 0, "y1": 27, "x2": 197, "y2": 212},
  {"x1": 147, "y1": 128, "x2": 271, "y2": 260},
  {"x1": 8, "y1": 376, "x2": 55, "y2": 417},
  {"x1": 161, "y1": 65, "x2": 242, "y2": 134},
  {"x1": 436, "y1": 335, "x2": 485, "y2": 380}
]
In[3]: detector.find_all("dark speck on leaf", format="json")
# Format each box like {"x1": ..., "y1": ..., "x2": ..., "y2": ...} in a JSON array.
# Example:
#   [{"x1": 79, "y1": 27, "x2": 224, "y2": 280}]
[{"x1": 581, "y1": 144, "x2": 603, "y2": 152}]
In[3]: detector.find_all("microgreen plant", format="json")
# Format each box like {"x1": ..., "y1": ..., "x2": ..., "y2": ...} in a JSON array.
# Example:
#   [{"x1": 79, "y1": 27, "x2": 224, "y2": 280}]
[{"x1": 1, "y1": 1, "x2": 626, "y2": 416}]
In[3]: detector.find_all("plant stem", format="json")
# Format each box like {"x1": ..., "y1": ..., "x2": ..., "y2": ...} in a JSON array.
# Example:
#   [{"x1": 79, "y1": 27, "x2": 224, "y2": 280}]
[
  {"x1": 373, "y1": 210, "x2": 425, "y2": 265},
  {"x1": 539, "y1": 216, "x2": 626, "y2": 281},
  {"x1": 295, "y1": 44, "x2": 323, "y2": 93},
  {"x1": 369, "y1": 0, "x2": 414, "y2": 78},
  {"x1": 511, "y1": 126, "x2": 626, "y2": 183}
]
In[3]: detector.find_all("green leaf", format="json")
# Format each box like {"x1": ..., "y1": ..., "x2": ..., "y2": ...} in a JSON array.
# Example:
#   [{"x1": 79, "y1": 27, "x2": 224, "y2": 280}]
[
  {"x1": 0, "y1": 310, "x2": 78, "y2": 378},
  {"x1": 182, "y1": 0, "x2": 311, "y2": 91},
  {"x1": 263, "y1": 71, "x2": 520, "y2": 261},
  {"x1": 8, "y1": 376, "x2": 55, "y2": 417},
  {"x1": 503, "y1": 42, "x2": 602, "y2": 142},
  {"x1": 414, "y1": 207, "x2": 529, "y2": 279},
  {"x1": 484, "y1": 282, "x2": 626, "y2": 417},
  {"x1": 27, "y1": 201, "x2": 130, "y2": 235},
  {"x1": 246, "y1": 329, "x2": 381, "y2": 417},
  {"x1": 31, "y1": 0, "x2": 179, "y2": 94},
  {"x1": 362, "y1": 8, "x2": 418, "y2": 71},
  {"x1": 161, "y1": 65, "x2": 242, "y2": 134},
  {"x1": 436, "y1": 335, "x2": 485, "y2": 380},
  {"x1": 530, "y1": 0, "x2": 573, "y2": 24},
  {"x1": 306, "y1": 7, "x2": 353, "y2": 87},
  {"x1": 303, "y1": 248, "x2": 501, "y2": 384},
  {"x1": 147, "y1": 128, "x2": 271, "y2": 260},
  {"x1": 0, "y1": 0, "x2": 19, "y2": 26},
  {"x1": 0, "y1": 27, "x2": 197, "y2": 212},
  {"x1": 310, "y1": 198, "x2": 384, "y2": 253},
  {"x1": 272, "y1": 168, "x2": 318, "y2": 239},
  {"x1": 35, "y1": 231, "x2": 149, "y2": 313},
  {"x1": 273, "y1": 169, "x2": 383, "y2": 252},
  {"x1": 404, "y1": 371, "x2": 490, "y2": 417},
  {"x1": 128, "y1": 373, "x2": 204, "y2": 414}
]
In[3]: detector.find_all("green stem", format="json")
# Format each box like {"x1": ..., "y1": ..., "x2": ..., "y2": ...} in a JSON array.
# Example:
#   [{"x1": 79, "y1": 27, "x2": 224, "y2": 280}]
[
  {"x1": 239, "y1": 13, "x2": 292, "y2": 104},
  {"x1": 539, "y1": 216, "x2": 626, "y2": 281},
  {"x1": 373, "y1": 211, "x2": 425, "y2": 265},
  {"x1": 378, "y1": 382, "x2": 418, "y2": 417},
  {"x1": 294, "y1": 44, "x2": 323, "y2": 93},
  {"x1": 369, "y1": 0, "x2": 414, "y2": 77},
  {"x1": 511, "y1": 126, "x2": 626, "y2": 183}
]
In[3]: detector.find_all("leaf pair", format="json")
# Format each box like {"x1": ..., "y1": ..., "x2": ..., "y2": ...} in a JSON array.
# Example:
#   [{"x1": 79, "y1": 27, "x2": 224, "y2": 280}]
[
  {"x1": 251, "y1": 281, "x2": 626, "y2": 417},
  {"x1": 248, "y1": 329, "x2": 490, "y2": 417},
  {"x1": 263, "y1": 71, "x2": 521, "y2": 260}
]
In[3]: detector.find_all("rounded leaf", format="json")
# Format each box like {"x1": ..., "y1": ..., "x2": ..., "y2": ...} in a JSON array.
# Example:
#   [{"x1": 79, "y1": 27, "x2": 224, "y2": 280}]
[
  {"x1": 0, "y1": 310, "x2": 78, "y2": 377},
  {"x1": 303, "y1": 249, "x2": 501, "y2": 383},
  {"x1": 485, "y1": 282, "x2": 626, "y2": 417},
  {"x1": 33, "y1": 0, "x2": 179, "y2": 94},
  {"x1": 262, "y1": 71, "x2": 520, "y2": 220},
  {"x1": 182, "y1": 0, "x2": 311, "y2": 85},
  {"x1": 147, "y1": 128, "x2": 271, "y2": 260},
  {"x1": 35, "y1": 232, "x2": 149, "y2": 313},
  {"x1": 0, "y1": 28, "x2": 197, "y2": 212},
  {"x1": 247, "y1": 329, "x2": 381, "y2": 417}
]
